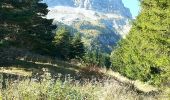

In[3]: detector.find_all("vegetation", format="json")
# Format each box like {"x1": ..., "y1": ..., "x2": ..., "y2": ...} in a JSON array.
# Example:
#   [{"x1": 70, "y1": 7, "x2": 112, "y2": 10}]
[
  {"x1": 53, "y1": 27, "x2": 85, "y2": 59},
  {"x1": 0, "y1": 0, "x2": 85, "y2": 61},
  {"x1": 0, "y1": 71, "x2": 162, "y2": 100},
  {"x1": 0, "y1": 48, "x2": 168, "y2": 100},
  {"x1": 53, "y1": 27, "x2": 72, "y2": 59},
  {"x1": 83, "y1": 51, "x2": 111, "y2": 69},
  {"x1": 111, "y1": 0, "x2": 170, "y2": 86},
  {"x1": 0, "y1": 0, "x2": 170, "y2": 99},
  {"x1": 0, "y1": 0, "x2": 56, "y2": 54},
  {"x1": 70, "y1": 32, "x2": 85, "y2": 59}
]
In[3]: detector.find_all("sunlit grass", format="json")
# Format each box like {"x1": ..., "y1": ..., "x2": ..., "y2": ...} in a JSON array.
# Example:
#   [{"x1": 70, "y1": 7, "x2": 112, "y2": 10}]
[
  {"x1": 0, "y1": 67, "x2": 32, "y2": 76},
  {"x1": 105, "y1": 69, "x2": 158, "y2": 93},
  {"x1": 0, "y1": 53, "x2": 169, "y2": 100},
  {"x1": 1, "y1": 72, "x2": 161, "y2": 100}
]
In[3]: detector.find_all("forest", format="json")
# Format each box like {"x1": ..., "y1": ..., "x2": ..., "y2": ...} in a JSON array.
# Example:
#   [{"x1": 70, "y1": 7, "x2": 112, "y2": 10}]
[{"x1": 0, "y1": 0, "x2": 169, "y2": 99}]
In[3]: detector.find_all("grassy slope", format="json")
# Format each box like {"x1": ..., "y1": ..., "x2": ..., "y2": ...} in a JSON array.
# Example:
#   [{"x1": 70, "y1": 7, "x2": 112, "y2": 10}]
[{"x1": 0, "y1": 49, "x2": 169, "y2": 99}]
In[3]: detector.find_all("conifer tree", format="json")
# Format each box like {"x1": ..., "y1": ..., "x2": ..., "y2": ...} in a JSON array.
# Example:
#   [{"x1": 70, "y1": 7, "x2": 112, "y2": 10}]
[
  {"x1": 111, "y1": 0, "x2": 170, "y2": 86},
  {"x1": 0, "y1": 0, "x2": 56, "y2": 53},
  {"x1": 53, "y1": 27, "x2": 71, "y2": 59},
  {"x1": 70, "y1": 32, "x2": 85, "y2": 59}
]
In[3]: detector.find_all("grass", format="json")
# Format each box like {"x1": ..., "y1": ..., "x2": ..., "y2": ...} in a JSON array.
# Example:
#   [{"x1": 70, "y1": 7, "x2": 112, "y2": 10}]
[
  {"x1": 0, "y1": 50, "x2": 169, "y2": 100},
  {"x1": 105, "y1": 70, "x2": 158, "y2": 93},
  {"x1": 0, "y1": 72, "x2": 162, "y2": 100},
  {"x1": 0, "y1": 67, "x2": 32, "y2": 76}
]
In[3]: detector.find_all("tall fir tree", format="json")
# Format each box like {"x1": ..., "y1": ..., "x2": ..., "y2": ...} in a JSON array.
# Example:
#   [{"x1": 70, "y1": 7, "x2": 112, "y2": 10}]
[
  {"x1": 111, "y1": 0, "x2": 170, "y2": 86},
  {"x1": 0, "y1": 0, "x2": 56, "y2": 53},
  {"x1": 70, "y1": 32, "x2": 85, "y2": 59},
  {"x1": 53, "y1": 27, "x2": 71, "y2": 59}
]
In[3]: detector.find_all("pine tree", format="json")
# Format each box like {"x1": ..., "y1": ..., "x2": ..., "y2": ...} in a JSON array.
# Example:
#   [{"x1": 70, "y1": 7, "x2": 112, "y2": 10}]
[
  {"x1": 111, "y1": 0, "x2": 170, "y2": 86},
  {"x1": 70, "y1": 32, "x2": 85, "y2": 59},
  {"x1": 53, "y1": 27, "x2": 71, "y2": 59},
  {"x1": 0, "y1": 0, "x2": 56, "y2": 53}
]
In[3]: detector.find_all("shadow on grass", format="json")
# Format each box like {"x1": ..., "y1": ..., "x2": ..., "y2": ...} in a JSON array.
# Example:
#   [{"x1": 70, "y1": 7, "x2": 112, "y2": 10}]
[
  {"x1": 0, "y1": 60, "x2": 160, "y2": 96},
  {"x1": 0, "y1": 59, "x2": 106, "y2": 81}
]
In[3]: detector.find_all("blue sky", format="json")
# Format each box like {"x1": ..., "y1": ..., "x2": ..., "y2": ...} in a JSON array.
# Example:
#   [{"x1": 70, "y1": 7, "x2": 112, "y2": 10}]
[{"x1": 122, "y1": 0, "x2": 141, "y2": 18}]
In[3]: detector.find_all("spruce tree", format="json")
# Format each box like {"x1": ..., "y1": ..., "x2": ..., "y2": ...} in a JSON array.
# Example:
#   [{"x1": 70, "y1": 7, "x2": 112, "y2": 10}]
[
  {"x1": 70, "y1": 32, "x2": 85, "y2": 59},
  {"x1": 0, "y1": 0, "x2": 56, "y2": 53},
  {"x1": 53, "y1": 27, "x2": 71, "y2": 59},
  {"x1": 111, "y1": 0, "x2": 170, "y2": 86}
]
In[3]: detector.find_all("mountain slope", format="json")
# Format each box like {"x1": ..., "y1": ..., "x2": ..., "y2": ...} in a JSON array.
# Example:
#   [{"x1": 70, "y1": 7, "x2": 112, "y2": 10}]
[{"x1": 44, "y1": 0, "x2": 132, "y2": 53}]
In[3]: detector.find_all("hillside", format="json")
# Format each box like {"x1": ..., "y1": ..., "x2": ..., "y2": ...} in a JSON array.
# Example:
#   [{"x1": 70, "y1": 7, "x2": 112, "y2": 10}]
[
  {"x1": 0, "y1": 48, "x2": 164, "y2": 100},
  {"x1": 45, "y1": 0, "x2": 132, "y2": 52},
  {"x1": 0, "y1": 0, "x2": 169, "y2": 99}
]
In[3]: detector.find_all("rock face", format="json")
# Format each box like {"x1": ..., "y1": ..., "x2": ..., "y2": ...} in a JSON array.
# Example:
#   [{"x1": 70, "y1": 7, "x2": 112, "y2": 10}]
[
  {"x1": 44, "y1": 0, "x2": 132, "y2": 53},
  {"x1": 45, "y1": 0, "x2": 132, "y2": 18}
]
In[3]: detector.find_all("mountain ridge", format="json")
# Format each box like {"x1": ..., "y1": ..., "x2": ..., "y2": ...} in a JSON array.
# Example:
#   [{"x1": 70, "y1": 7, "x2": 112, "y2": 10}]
[
  {"x1": 44, "y1": 0, "x2": 132, "y2": 53},
  {"x1": 45, "y1": 0, "x2": 132, "y2": 18}
]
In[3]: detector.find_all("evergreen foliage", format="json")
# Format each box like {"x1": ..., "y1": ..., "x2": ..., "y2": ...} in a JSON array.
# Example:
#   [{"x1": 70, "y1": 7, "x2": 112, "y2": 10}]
[
  {"x1": 83, "y1": 50, "x2": 111, "y2": 68},
  {"x1": 53, "y1": 27, "x2": 85, "y2": 59},
  {"x1": 0, "y1": 0, "x2": 56, "y2": 54},
  {"x1": 70, "y1": 32, "x2": 85, "y2": 59},
  {"x1": 53, "y1": 27, "x2": 72, "y2": 59},
  {"x1": 111, "y1": 0, "x2": 170, "y2": 86}
]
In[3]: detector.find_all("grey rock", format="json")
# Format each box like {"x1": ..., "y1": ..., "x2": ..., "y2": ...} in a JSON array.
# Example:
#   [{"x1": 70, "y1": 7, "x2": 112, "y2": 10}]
[{"x1": 44, "y1": 0, "x2": 132, "y2": 53}]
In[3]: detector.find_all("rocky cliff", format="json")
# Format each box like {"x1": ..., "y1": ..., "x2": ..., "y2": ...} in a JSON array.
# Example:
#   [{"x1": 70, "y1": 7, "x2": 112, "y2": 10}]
[{"x1": 44, "y1": 0, "x2": 132, "y2": 53}]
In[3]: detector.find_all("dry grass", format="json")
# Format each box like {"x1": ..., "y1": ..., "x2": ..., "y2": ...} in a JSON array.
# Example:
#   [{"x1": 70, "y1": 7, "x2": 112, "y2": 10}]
[
  {"x1": 0, "y1": 92, "x2": 1, "y2": 96},
  {"x1": 0, "y1": 72, "x2": 161, "y2": 100},
  {"x1": 0, "y1": 67, "x2": 32, "y2": 77},
  {"x1": 0, "y1": 49, "x2": 169, "y2": 100},
  {"x1": 105, "y1": 70, "x2": 158, "y2": 93}
]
